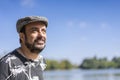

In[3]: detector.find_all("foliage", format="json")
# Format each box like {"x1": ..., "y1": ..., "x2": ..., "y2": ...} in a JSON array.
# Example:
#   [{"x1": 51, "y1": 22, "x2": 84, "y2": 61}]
[
  {"x1": 79, "y1": 56, "x2": 120, "y2": 69},
  {"x1": 46, "y1": 59, "x2": 59, "y2": 70},
  {"x1": 45, "y1": 59, "x2": 75, "y2": 70},
  {"x1": 59, "y1": 60, "x2": 73, "y2": 69}
]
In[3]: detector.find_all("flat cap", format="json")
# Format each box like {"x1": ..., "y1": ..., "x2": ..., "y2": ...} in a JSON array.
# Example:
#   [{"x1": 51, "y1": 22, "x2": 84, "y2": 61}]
[{"x1": 16, "y1": 16, "x2": 48, "y2": 33}]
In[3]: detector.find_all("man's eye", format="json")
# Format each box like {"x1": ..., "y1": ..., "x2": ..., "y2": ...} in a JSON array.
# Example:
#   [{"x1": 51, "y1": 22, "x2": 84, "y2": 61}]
[
  {"x1": 42, "y1": 29, "x2": 46, "y2": 33},
  {"x1": 31, "y1": 28, "x2": 37, "y2": 32}
]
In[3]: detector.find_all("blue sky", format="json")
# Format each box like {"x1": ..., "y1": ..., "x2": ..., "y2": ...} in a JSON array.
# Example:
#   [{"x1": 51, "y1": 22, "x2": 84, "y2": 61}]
[{"x1": 0, "y1": 0, "x2": 120, "y2": 64}]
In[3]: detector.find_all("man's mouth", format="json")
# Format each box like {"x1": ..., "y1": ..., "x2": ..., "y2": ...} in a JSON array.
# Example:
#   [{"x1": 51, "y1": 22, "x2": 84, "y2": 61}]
[{"x1": 36, "y1": 40, "x2": 45, "y2": 45}]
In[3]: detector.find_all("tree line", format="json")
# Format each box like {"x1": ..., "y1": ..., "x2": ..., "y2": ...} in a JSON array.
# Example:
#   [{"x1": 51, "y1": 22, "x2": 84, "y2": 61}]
[
  {"x1": 79, "y1": 56, "x2": 120, "y2": 69},
  {"x1": 46, "y1": 56, "x2": 120, "y2": 70},
  {"x1": 46, "y1": 59, "x2": 77, "y2": 70}
]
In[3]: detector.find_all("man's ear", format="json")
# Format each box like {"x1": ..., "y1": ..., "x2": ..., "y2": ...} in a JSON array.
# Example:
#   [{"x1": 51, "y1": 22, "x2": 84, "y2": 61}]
[{"x1": 19, "y1": 33, "x2": 24, "y2": 41}]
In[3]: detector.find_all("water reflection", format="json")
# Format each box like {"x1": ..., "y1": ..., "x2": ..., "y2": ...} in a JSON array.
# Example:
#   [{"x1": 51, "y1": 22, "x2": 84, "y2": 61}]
[
  {"x1": 81, "y1": 69, "x2": 120, "y2": 80},
  {"x1": 44, "y1": 69, "x2": 120, "y2": 80}
]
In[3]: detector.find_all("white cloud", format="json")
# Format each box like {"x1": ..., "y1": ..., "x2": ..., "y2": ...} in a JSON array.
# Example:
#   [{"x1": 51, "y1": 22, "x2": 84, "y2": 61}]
[
  {"x1": 66, "y1": 21, "x2": 88, "y2": 28},
  {"x1": 66, "y1": 21, "x2": 74, "y2": 27},
  {"x1": 79, "y1": 22, "x2": 87, "y2": 28},
  {"x1": 21, "y1": 0, "x2": 36, "y2": 7},
  {"x1": 100, "y1": 23, "x2": 109, "y2": 29}
]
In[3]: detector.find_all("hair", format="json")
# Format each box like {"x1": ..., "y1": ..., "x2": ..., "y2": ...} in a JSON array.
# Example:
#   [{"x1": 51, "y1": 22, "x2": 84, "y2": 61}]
[{"x1": 19, "y1": 25, "x2": 26, "y2": 43}]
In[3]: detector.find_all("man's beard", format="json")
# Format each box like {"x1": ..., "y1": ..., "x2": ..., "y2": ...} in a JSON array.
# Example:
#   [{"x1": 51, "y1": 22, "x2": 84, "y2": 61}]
[{"x1": 25, "y1": 36, "x2": 46, "y2": 54}]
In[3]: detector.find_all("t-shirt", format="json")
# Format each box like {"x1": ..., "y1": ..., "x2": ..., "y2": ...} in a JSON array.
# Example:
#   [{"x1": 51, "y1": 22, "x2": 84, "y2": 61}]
[{"x1": 0, "y1": 49, "x2": 47, "y2": 80}]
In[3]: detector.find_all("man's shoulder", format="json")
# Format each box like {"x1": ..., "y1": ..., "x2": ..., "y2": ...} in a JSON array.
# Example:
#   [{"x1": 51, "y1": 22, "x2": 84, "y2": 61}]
[{"x1": 0, "y1": 49, "x2": 18, "y2": 63}]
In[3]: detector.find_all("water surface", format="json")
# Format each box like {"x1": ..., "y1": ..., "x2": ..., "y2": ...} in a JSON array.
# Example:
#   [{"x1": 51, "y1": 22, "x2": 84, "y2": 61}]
[{"x1": 44, "y1": 69, "x2": 120, "y2": 80}]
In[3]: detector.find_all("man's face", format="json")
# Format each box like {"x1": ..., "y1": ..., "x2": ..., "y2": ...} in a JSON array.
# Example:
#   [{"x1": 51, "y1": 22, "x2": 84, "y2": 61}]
[{"x1": 22, "y1": 22, "x2": 47, "y2": 53}]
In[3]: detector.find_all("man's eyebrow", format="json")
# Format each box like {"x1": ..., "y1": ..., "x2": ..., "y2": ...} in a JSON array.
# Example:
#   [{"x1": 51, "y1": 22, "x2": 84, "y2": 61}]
[
  {"x1": 29, "y1": 26, "x2": 46, "y2": 30},
  {"x1": 30, "y1": 27, "x2": 38, "y2": 30}
]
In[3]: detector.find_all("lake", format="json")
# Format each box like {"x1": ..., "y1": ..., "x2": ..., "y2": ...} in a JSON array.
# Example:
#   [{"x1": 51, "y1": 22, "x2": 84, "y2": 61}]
[{"x1": 44, "y1": 69, "x2": 120, "y2": 80}]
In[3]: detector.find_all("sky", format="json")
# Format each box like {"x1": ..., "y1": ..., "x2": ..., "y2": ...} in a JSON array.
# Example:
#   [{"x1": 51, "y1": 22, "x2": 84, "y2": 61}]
[{"x1": 0, "y1": 0, "x2": 120, "y2": 64}]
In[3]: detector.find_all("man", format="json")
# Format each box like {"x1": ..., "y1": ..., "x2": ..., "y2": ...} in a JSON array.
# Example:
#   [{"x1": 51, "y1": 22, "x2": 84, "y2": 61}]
[{"x1": 0, "y1": 16, "x2": 48, "y2": 80}]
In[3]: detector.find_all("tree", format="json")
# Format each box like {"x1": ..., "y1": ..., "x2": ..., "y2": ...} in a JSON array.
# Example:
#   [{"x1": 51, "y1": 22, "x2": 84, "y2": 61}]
[{"x1": 59, "y1": 60, "x2": 73, "y2": 69}]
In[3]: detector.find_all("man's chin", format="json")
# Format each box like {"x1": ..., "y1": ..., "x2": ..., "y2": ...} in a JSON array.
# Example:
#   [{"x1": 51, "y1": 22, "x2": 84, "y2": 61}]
[
  {"x1": 30, "y1": 47, "x2": 44, "y2": 53},
  {"x1": 25, "y1": 41, "x2": 45, "y2": 53}
]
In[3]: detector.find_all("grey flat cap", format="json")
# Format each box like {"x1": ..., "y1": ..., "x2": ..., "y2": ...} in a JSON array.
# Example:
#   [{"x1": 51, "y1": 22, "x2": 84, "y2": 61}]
[{"x1": 16, "y1": 16, "x2": 48, "y2": 33}]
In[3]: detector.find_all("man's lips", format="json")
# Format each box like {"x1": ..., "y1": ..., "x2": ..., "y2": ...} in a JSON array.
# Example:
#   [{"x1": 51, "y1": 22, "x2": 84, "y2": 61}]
[
  {"x1": 36, "y1": 40, "x2": 45, "y2": 44},
  {"x1": 34, "y1": 38, "x2": 46, "y2": 45}
]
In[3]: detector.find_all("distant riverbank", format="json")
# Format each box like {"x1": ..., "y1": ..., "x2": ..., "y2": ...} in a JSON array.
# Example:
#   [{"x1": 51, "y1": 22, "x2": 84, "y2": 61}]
[{"x1": 79, "y1": 56, "x2": 120, "y2": 69}]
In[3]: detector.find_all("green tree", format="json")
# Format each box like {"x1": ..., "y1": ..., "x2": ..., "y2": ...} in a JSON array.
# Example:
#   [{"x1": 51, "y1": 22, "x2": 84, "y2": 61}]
[
  {"x1": 59, "y1": 60, "x2": 73, "y2": 69},
  {"x1": 46, "y1": 59, "x2": 59, "y2": 70}
]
